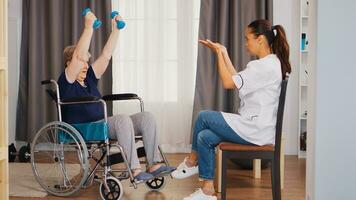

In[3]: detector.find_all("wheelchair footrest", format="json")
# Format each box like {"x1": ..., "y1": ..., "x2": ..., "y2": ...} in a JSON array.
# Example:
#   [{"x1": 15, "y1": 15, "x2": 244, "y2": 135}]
[{"x1": 153, "y1": 170, "x2": 173, "y2": 178}]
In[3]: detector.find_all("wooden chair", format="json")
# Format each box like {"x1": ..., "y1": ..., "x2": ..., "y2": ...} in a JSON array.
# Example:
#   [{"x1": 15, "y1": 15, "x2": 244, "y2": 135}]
[{"x1": 218, "y1": 78, "x2": 288, "y2": 200}]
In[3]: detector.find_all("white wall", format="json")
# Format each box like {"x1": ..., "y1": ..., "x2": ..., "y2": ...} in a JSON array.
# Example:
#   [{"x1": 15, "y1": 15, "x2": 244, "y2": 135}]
[
  {"x1": 274, "y1": 0, "x2": 300, "y2": 155},
  {"x1": 307, "y1": 0, "x2": 356, "y2": 199},
  {"x1": 7, "y1": 0, "x2": 22, "y2": 145},
  {"x1": 306, "y1": 0, "x2": 317, "y2": 198}
]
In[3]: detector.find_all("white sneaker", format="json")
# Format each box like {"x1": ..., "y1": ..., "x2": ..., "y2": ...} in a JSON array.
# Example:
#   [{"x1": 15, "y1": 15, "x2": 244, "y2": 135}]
[
  {"x1": 171, "y1": 157, "x2": 198, "y2": 179},
  {"x1": 183, "y1": 188, "x2": 217, "y2": 200}
]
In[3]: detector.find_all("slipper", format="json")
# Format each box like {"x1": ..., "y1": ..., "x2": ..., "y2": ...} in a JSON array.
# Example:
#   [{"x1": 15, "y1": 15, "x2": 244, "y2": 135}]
[
  {"x1": 150, "y1": 165, "x2": 176, "y2": 177},
  {"x1": 134, "y1": 172, "x2": 154, "y2": 182}
]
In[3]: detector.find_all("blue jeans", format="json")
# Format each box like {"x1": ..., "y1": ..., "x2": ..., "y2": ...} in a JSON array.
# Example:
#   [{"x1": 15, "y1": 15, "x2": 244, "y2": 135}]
[{"x1": 192, "y1": 110, "x2": 253, "y2": 180}]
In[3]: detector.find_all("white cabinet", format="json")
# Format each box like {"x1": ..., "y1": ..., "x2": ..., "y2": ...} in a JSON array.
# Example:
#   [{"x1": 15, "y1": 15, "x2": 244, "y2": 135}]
[
  {"x1": 298, "y1": 0, "x2": 310, "y2": 158},
  {"x1": 0, "y1": 0, "x2": 9, "y2": 198}
]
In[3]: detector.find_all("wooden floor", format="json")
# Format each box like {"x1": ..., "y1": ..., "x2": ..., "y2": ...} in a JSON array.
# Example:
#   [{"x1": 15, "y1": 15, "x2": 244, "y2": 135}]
[{"x1": 10, "y1": 154, "x2": 305, "y2": 200}]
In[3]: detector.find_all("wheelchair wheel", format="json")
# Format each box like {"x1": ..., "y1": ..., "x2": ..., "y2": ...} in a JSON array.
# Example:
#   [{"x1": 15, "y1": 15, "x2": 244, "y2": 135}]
[
  {"x1": 31, "y1": 121, "x2": 89, "y2": 197},
  {"x1": 99, "y1": 176, "x2": 123, "y2": 200},
  {"x1": 145, "y1": 176, "x2": 166, "y2": 191}
]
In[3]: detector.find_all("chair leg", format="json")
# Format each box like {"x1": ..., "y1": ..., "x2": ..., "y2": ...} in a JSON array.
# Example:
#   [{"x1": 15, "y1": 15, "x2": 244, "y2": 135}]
[
  {"x1": 215, "y1": 148, "x2": 222, "y2": 193},
  {"x1": 271, "y1": 158, "x2": 281, "y2": 200},
  {"x1": 221, "y1": 151, "x2": 227, "y2": 200},
  {"x1": 280, "y1": 137, "x2": 285, "y2": 189},
  {"x1": 253, "y1": 159, "x2": 261, "y2": 179}
]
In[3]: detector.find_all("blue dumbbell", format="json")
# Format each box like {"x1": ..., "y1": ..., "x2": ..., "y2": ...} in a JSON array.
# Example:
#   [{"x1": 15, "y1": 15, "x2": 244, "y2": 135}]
[
  {"x1": 82, "y1": 8, "x2": 102, "y2": 29},
  {"x1": 111, "y1": 11, "x2": 126, "y2": 29}
]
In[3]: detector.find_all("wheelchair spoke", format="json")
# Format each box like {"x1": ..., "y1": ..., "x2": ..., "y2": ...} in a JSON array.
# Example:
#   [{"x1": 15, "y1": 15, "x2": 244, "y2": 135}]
[
  {"x1": 31, "y1": 121, "x2": 89, "y2": 196},
  {"x1": 154, "y1": 179, "x2": 159, "y2": 187}
]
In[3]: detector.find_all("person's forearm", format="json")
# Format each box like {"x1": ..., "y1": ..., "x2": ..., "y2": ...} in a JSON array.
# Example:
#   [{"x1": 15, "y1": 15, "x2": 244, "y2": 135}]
[
  {"x1": 216, "y1": 51, "x2": 235, "y2": 88},
  {"x1": 91, "y1": 30, "x2": 119, "y2": 77},
  {"x1": 74, "y1": 28, "x2": 94, "y2": 61},
  {"x1": 222, "y1": 51, "x2": 238, "y2": 76},
  {"x1": 101, "y1": 30, "x2": 120, "y2": 60}
]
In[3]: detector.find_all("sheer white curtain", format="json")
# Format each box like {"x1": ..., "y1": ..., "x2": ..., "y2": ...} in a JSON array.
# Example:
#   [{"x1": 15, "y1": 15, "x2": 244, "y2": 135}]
[{"x1": 111, "y1": 0, "x2": 200, "y2": 152}]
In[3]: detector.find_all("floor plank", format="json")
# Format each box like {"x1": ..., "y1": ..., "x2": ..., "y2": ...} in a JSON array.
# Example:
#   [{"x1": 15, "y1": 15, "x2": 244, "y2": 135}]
[{"x1": 10, "y1": 154, "x2": 305, "y2": 200}]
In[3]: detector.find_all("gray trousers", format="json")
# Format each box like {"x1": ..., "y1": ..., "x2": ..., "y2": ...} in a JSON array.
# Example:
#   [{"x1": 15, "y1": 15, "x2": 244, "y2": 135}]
[{"x1": 107, "y1": 111, "x2": 161, "y2": 169}]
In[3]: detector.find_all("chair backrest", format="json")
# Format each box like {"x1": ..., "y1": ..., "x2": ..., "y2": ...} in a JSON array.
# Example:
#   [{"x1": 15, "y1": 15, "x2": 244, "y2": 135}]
[{"x1": 274, "y1": 78, "x2": 288, "y2": 157}]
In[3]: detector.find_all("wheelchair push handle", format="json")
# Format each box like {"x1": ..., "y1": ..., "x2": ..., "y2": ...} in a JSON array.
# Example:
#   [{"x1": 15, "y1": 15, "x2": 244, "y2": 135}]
[
  {"x1": 41, "y1": 80, "x2": 52, "y2": 85},
  {"x1": 41, "y1": 79, "x2": 58, "y2": 86}
]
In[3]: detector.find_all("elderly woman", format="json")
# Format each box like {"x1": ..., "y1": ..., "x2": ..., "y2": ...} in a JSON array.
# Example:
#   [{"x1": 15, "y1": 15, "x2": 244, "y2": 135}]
[{"x1": 58, "y1": 10, "x2": 174, "y2": 182}]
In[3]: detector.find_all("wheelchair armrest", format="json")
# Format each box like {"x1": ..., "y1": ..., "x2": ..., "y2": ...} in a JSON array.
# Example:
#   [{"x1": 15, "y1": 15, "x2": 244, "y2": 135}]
[
  {"x1": 61, "y1": 96, "x2": 100, "y2": 103},
  {"x1": 102, "y1": 93, "x2": 140, "y2": 101}
]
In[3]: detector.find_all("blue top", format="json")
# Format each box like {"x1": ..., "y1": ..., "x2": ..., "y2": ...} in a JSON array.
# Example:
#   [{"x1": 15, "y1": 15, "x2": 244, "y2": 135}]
[{"x1": 57, "y1": 66, "x2": 104, "y2": 124}]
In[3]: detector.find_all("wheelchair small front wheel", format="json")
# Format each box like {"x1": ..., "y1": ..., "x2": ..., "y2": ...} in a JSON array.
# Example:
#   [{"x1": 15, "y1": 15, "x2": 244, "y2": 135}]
[
  {"x1": 100, "y1": 176, "x2": 123, "y2": 200},
  {"x1": 145, "y1": 176, "x2": 166, "y2": 191}
]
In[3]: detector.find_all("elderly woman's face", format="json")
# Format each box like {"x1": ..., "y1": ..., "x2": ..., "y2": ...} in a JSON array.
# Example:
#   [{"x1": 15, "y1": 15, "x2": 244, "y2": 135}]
[
  {"x1": 76, "y1": 62, "x2": 89, "y2": 82},
  {"x1": 75, "y1": 52, "x2": 91, "y2": 82}
]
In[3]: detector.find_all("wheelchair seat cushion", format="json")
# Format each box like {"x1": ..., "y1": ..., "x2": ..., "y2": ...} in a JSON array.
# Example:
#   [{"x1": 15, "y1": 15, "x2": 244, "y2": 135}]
[{"x1": 59, "y1": 121, "x2": 109, "y2": 143}]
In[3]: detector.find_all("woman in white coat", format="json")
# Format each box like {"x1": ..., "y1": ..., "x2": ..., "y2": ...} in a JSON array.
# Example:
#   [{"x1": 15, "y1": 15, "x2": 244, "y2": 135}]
[{"x1": 172, "y1": 19, "x2": 291, "y2": 200}]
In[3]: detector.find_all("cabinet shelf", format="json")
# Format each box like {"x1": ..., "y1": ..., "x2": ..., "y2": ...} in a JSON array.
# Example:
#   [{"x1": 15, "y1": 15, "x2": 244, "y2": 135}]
[
  {"x1": 298, "y1": 0, "x2": 310, "y2": 160},
  {"x1": 0, "y1": 148, "x2": 7, "y2": 161},
  {"x1": 300, "y1": 115, "x2": 307, "y2": 120},
  {"x1": 0, "y1": 57, "x2": 5, "y2": 70},
  {"x1": 298, "y1": 150, "x2": 306, "y2": 158},
  {"x1": 0, "y1": 0, "x2": 8, "y2": 199}
]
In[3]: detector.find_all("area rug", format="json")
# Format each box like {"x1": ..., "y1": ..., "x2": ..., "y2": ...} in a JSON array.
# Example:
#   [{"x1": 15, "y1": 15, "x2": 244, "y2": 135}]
[{"x1": 9, "y1": 162, "x2": 80, "y2": 197}]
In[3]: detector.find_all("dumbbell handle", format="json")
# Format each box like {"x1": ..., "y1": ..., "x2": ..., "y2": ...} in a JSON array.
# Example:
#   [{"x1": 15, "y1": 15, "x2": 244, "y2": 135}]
[
  {"x1": 10, "y1": 150, "x2": 32, "y2": 155},
  {"x1": 111, "y1": 11, "x2": 126, "y2": 30},
  {"x1": 10, "y1": 151, "x2": 31, "y2": 157},
  {"x1": 82, "y1": 8, "x2": 102, "y2": 29},
  {"x1": 24, "y1": 152, "x2": 31, "y2": 158}
]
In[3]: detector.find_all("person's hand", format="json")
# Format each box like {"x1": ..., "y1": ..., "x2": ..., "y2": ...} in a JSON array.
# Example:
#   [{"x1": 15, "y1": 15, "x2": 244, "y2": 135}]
[
  {"x1": 112, "y1": 15, "x2": 123, "y2": 31},
  {"x1": 84, "y1": 12, "x2": 97, "y2": 29},
  {"x1": 219, "y1": 43, "x2": 227, "y2": 55},
  {"x1": 199, "y1": 39, "x2": 227, "y2": 54}
]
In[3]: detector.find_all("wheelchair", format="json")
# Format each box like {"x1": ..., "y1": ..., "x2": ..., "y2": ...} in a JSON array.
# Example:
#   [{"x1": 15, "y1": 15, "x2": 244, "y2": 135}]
[{"x1": 30, "y1": 79, "x2": 172, "y2": 200}]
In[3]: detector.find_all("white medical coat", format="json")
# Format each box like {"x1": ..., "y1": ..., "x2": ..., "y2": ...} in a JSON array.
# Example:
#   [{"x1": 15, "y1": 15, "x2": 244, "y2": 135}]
[{"x1": 221, "y1": 54, "x2": 282, "y2": 146}]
